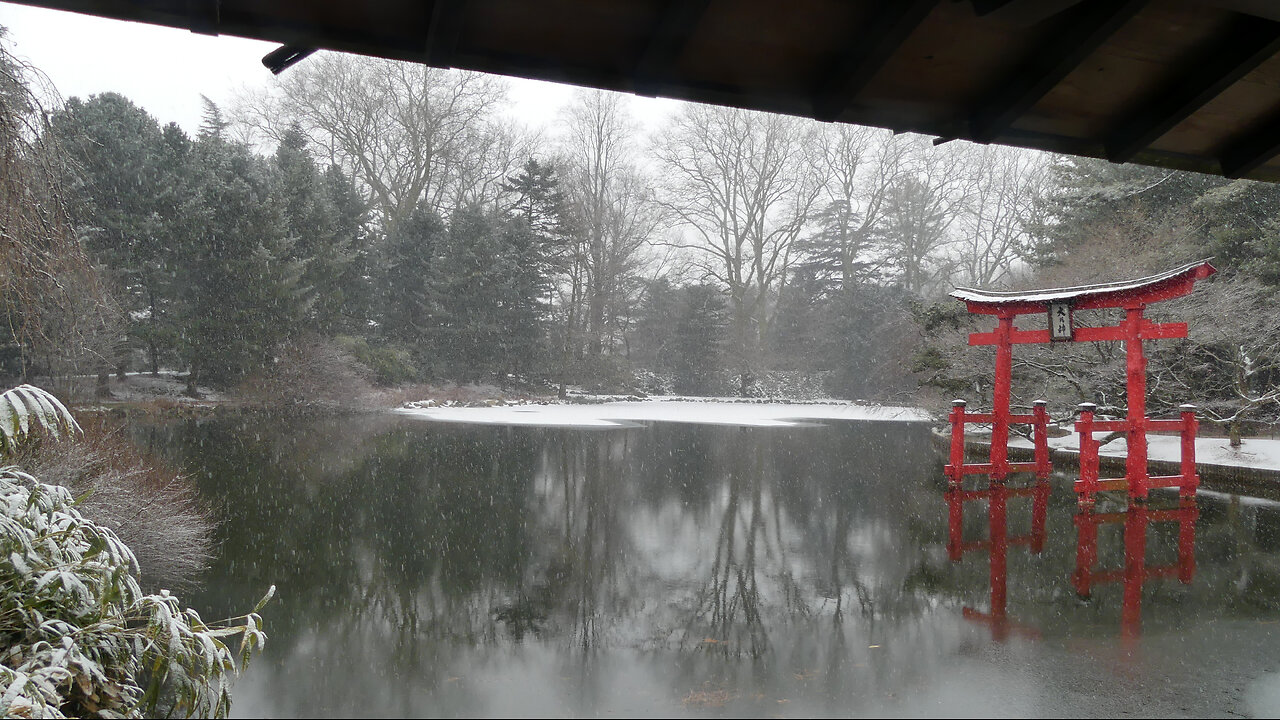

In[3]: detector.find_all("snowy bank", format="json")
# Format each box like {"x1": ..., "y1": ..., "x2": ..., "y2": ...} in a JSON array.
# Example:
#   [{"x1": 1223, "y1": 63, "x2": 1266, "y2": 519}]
[
  {"x1": 1008, "y1": 432, "x2": 1280, "y2": 474},
  {"x1": 393, "y1": 399, "x2": 930, "y2": 428}
]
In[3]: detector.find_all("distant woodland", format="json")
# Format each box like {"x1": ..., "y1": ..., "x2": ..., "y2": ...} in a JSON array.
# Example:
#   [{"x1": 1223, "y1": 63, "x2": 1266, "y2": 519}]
[{"x1": 3, "y1": 45, "x2": 1280, "y2": 435}]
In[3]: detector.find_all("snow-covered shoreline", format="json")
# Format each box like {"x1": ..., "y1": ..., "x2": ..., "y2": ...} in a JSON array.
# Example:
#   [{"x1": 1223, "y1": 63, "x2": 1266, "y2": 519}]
[
  {"x1": 1007, "y1": 431, "x2": 1280, "y2": 474},
  {"x1": 393, "y1": 397, "x2": 931, "y2": 428}
]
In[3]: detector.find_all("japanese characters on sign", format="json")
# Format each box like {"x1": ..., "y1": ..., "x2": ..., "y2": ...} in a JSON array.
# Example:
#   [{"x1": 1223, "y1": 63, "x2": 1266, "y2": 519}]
[{"x1": 1049, "y1": 302, "x2": 1073, "y2": 341}]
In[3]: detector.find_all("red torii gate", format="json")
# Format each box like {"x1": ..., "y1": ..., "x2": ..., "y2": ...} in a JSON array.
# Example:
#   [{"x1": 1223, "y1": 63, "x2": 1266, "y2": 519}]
[{"x1": 945, "y1": 260, "x2": 1216, "y2": 503}]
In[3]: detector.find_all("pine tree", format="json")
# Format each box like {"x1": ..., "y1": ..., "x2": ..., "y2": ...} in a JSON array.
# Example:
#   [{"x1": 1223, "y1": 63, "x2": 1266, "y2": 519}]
[
  {"x1": 48, "y1": 93, "x2": 172, "y2": 374},
  {"x1": 271, "y1": 124, "x2": 361, "y2": 333},
  {"x1": 377, "y1": 203, "x2": 445, "y2": 350},
  {"x1": 174, "y1": 131, "x2": 305, "y2": 388},
  {"x1": 429, "y1": 205, "x2": 545, "y2": 382},
  {"x1": 670, "y1": 284, "x2": 727, "y2": 395}
]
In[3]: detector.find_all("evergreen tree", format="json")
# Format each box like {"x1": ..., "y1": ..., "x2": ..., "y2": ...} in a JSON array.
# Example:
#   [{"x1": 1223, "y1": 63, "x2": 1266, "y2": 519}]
[
  {"x1": 377, "y1": 203, "x2": 445, "y2": 349},
  {"x1": 629, "y1": 277, "x2": 680, "y2": 371},
  {"x1": 271, "y1": 124, "x2": 361, "y2": 333},
  {"x1": 429, "y1": 205, "x2": 545, "y2": 382},
  {"x1": 669, "y1": 284, "x2": 727, "y2": 395},
  {"x1": 322, "y1": 164, "x2": 371, "y2": 331},
  {"x1": 503, "y1": 158, "x2": 566, "y2": 243},
  {"x1": 174, "y1": 130, "x2": 305, "y2": 388},
  {"x1": 48, "y1": 93, "x2": 173, "y2": 374}
]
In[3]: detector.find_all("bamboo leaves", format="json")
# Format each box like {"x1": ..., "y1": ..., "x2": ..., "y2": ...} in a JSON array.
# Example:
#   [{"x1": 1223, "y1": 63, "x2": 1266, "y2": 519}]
[{"x1": 0, "y1": 385, "x2": 80, "y2": 456}]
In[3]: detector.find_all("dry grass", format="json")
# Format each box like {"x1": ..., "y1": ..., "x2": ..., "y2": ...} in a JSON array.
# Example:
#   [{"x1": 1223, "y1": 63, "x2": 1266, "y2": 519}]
[{"x1": 23, "y1": 420, "x2": 214, "y2": 593}]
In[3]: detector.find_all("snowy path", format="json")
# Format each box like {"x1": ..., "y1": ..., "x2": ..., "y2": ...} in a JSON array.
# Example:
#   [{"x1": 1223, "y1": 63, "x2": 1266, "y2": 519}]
[
  {"x1": 393, "y1": 399, "x2": 930, "y2": 428},
  {"x1": 1008, "y1": 432, "x2": 1280, "y2": 473}
]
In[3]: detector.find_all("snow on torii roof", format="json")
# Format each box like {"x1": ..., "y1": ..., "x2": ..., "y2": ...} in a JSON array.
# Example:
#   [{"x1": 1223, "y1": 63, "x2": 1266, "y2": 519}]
[{"x1": 950, "y1": 260, "x2": 1216, "y2": 315}]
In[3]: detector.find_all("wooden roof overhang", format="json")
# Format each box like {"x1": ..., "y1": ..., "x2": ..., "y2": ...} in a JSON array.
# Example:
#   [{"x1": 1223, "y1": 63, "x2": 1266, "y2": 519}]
[
  {"x1": 13, "y1": 1, "x2": 1280, "y2": 182},
  {"x1": 951, "y1": 259, "x2": 1217, "y2": 315}
]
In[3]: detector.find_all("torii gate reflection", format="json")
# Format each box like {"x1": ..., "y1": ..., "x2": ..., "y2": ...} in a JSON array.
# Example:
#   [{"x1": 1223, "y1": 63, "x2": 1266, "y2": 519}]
[
  {"x1": 945, "y1": 481, "x2": 1049, "y2": 641},
  {"x1": 1073, "y1": 499, "x2": 1198, "y2": 639},
  {"x1": 946, "y1": 484, "x2": 1198, "y2": 640}
]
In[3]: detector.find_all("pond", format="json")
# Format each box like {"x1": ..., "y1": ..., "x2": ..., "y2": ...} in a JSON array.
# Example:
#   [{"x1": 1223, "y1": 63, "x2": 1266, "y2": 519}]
[{"x1": 131, "y1": 413, "x2": 1280, "y2": 717}]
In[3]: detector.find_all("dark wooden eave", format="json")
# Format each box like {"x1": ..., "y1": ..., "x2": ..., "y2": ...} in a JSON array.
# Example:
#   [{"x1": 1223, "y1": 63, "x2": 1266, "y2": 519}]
[{"x1": 14, "y1": 0, "x2": 1280, "y2": 181}]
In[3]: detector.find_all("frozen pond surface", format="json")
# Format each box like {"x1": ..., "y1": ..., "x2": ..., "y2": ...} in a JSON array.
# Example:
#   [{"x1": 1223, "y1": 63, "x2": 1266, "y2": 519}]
[{"x1": 131, "y1": 414, "x2": 1280, "y2": 718}]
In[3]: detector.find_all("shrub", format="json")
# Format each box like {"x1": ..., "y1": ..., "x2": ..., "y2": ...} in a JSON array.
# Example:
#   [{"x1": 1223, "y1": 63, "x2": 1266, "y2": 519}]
[
  {"x1": 0, "y1": 467, "x2": 269, "y2": 718},
  {"x1": 333, "y1": 336, "x2": 419, "y2": 386},
  {"x1": 238, "y1": 336, "x2": 374, "y2": 409},
  {"x1": 24, "y1": 423, "x2": 213, "y2": 594}
]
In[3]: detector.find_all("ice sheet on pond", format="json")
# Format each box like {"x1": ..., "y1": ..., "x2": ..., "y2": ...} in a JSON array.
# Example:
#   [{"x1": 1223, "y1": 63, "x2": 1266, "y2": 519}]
[{"x1": 394, "y1": 398, "x2": 931, "y2": 428}]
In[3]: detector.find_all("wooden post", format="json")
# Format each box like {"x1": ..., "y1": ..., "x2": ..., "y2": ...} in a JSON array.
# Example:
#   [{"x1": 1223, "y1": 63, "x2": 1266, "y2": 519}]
[
  {"x1": 1180, "y1": 404, "x2": 1199, "y2": 498},
  {"x1": 991, "y1": 312, "x2": 1014, "y2": 481},
  {"x1": 1076, "y1": 402, "x2": 1098, "y2": 505},
  {"x1": 948, "y1": 399, "x2": 967, "y2": 486},
  {"x1": 1124, "y1": 306, "x2": 1149, "y2": 501},
  {"x1": 1033, "y1": 399, "x2": 1050, "y2": 479}
]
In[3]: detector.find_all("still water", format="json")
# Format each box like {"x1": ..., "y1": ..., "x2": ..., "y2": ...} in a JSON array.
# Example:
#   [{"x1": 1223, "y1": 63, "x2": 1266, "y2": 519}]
[{"x1": 133, "y1": 414, "x2": 1280, "y2": 717}]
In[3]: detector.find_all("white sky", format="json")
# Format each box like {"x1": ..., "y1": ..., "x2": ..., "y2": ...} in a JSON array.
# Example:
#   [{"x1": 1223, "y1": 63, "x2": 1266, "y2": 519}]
[{"x1": 0, "y1": 1, "x2": 681, "y2": 139}]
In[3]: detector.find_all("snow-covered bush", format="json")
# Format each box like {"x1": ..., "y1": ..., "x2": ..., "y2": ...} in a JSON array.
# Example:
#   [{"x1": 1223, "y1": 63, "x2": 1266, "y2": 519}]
[{"x1": 0, "y1": 466, "x2": 269, "y2": 718}]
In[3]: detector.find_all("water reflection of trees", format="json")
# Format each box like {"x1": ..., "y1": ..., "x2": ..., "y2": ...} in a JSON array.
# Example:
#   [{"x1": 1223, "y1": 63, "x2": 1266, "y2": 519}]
[{"x1": 129, "y1": 415, "x2": 1280, "y2": 716}]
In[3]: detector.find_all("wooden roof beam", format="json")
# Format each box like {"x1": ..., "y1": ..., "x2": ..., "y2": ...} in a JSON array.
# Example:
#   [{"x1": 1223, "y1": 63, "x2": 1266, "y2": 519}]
[
  {"x1": 632, "y1": 0, "x2": 711, "y2": 97},
  {"x1": 969, "y1": 0, "x2": 1146, "y2": 144},
  {"x1": 262, "y1": 45, "x2": 316, "y2": 75},
  {"x1": 1220, "y1": 110, "x2": 1280, "y2": 178},
  {"x1": 811, "y1": 0, "x2": 937, "y2": 123},
  {"x1": 970, "y1": 0, "x2": 1085, "y2": 25},
  {"x1": 1105, "y1": 17, "x2": 1280, "y2": 164},
  {"x1": 425, "y1": 0, "x2": 467, "y2": 67}
]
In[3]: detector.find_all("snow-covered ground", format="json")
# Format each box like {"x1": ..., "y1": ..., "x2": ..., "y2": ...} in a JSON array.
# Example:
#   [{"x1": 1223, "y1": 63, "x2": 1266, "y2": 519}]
[
  {"x1": 1008, "y1": 432, "x2": 1280, "y2": 473},
  {"x1": 393, "y1": 398, "x2": 930, "y2": 428}
]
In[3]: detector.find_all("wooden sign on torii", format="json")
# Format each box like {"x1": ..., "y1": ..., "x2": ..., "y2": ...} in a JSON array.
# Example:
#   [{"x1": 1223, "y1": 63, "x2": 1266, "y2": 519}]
[{"x1": 944, "y1": 260, "x2": 1216, "y2": 504}]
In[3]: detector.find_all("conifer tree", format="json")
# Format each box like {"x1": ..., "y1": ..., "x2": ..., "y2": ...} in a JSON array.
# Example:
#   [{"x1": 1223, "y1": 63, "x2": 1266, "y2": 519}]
[
  {"x1": 174, "y1": 121, "x2": 305, "y2": 388},
  {"x1": 271, "y1": 124, "x2": 361, "y2": 333},
  {"x1": 48, "y1": 93, "x2": 172, "y2": 374},
  {"x1": 429, "y1": 205, "x2": 545, "y2": 382}
]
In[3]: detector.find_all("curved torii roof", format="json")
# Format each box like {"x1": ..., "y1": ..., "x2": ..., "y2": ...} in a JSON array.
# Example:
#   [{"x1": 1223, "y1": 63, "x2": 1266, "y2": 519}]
[
  {"x1": 951, "y1": 260, "x2": 1217, "y2": 315},
  {"x1": 11, "y1": 1, "x2": 1280, "y2": 181}
]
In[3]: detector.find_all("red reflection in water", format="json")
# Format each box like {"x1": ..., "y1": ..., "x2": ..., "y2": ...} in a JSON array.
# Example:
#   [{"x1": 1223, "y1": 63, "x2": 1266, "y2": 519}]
[
  {"x1": 945, "y1": 480, "x2": 1049, "y2": 641},
  {"x1": 1073, "y1": 499, "x2": 1197, "y2": 639}
]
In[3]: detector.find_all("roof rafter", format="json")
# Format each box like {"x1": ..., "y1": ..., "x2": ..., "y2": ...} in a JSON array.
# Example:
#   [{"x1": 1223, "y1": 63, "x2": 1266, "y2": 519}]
[
  {"x1": 969, "y1": 0, "x2": 1146, "y2": 143},
  {"x1": 425, "y1": 0, "x2": 467, "y2": 67},
  {"x1": 1105, "y1": 16, "x2": 1280, "y2": 163},
  {"x1": 633, "y1": 0, "x2": 711, "y2": 96},
  {"x1": 262, "y1": 44, "x2": 316, "y2": 74},
  {"x1": 970, "y1": 0, "x2": 1085, "y2": 24},
  {"x1": 186, "y1": 0, "x2": 220, "y2": 35},
  {"x1": 1220, "y1": 110, "x2": 1280, "y2": 178},
  {"x1": 811, "y1": 0, "x2": 937, "y2": 123}
]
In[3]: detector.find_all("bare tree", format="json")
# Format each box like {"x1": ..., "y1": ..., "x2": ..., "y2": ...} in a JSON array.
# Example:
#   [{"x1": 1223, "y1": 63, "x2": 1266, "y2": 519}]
[
  {"x1": 807, "y1": 124, "x2": 906, "y2": 289},
  {"x1": 653, "y1": 105, "x2": 824, "y2": 389},
  {"x1": 954, "y1": 146, "x2": 1048, "y2": 288},
  {"x1": 558, "y1": 91, "x2": 661, "y2": 373},
  {"x1": 0, "y1": 36, "x2": 120, "y2": 395},
  {"x1": 876, "y1": 137, "x2": 976, "y2": 296},
  {"x1": 235, "y1": 53, "x2": 519, "y2": 233}
]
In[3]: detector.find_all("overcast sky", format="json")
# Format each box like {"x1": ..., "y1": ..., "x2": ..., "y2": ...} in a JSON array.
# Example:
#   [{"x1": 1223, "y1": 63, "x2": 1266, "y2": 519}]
[{"x1": 0, "y1": 2, "x2": 680, "y2": 139}]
